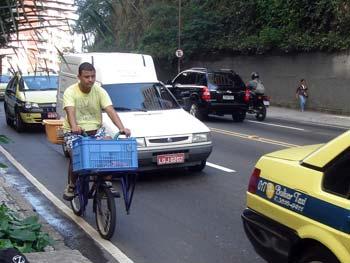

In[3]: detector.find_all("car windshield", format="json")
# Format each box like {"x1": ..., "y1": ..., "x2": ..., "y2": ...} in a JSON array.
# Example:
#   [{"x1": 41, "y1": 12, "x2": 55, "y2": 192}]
[
  {"x1": 103, "y1": 82, "x2": 180, "y2": 111},
  {"x1": 0, "y1": 75, "x2": 10, "y2": 84},
  {"x1": 22, "y1": 75, "x2": 58, "y2": 91}
]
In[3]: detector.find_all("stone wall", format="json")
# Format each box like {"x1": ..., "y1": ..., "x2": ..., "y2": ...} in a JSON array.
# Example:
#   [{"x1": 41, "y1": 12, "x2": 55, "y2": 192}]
[{"x1": 157, "y1": 51, "x2": 350, "y2": 115}]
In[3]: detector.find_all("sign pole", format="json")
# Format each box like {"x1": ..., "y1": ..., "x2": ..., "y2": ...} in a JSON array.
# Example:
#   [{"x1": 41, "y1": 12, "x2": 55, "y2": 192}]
[{"x1": 178, "y1": 0, "x2": 181, "y2": 73}]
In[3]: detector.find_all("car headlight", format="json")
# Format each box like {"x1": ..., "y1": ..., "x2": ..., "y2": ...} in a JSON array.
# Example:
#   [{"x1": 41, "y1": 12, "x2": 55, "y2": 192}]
[
  {"x1": 192, "y1": 132, "x2": 211, "y2": 143},
  {"x1": 24, "y1": 102, "x2": 39, "y2": 109},
  {"x1": 136, "y1": 137, "x2": 146, "y2": 147}
]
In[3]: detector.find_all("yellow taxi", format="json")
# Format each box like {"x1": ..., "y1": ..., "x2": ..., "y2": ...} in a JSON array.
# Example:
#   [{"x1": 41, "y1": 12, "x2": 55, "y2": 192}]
[
  {"x1": 4, "y1": 72, "x2": 58, "y2": 132},
  {"x1": 242, "y1": 130, "x2": 350, "y2": 263}
]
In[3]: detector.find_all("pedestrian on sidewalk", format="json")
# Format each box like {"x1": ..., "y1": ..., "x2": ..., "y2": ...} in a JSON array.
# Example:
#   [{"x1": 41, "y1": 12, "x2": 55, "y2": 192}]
[{"x1": 296, "y1": 78, "x2": 308, "y2": 112}]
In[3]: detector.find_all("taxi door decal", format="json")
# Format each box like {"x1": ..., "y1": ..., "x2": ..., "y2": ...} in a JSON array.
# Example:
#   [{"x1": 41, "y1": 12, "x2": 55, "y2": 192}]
[{"x1": 256, "y1": 178, "x2": 350, "y2": 233}]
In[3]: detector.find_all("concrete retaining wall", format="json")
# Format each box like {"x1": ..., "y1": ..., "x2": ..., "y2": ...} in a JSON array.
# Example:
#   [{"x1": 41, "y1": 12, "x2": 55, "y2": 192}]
[{"x1": 157, "y1": 51, "x2": 350, "y2": 115}]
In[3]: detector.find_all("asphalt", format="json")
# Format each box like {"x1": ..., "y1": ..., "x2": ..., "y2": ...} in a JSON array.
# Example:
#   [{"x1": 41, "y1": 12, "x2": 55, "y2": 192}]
[{"x1": 0, "y1": 105, "x2": 349, "y2": 262}]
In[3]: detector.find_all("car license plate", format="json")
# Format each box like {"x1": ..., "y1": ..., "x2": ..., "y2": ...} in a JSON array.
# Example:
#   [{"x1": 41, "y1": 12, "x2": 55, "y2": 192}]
[
  {"x1": 47, "y1": 112, "x2": 57, "y2": 119},
  {"x1": 263, "y1": 101, "x2": 270, "y2": 106},
  {"x1": 223, "y1": 95, "x2": 234, "y2": 100},
  {"x1": 157, "y1": 153, "x2": 185, "y2": 165}
]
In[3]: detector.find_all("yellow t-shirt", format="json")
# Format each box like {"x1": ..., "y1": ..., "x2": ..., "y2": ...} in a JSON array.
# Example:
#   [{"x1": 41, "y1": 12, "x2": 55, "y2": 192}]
[{"x1": 63, "y1": 83, "x2": 112, "y2": 131}]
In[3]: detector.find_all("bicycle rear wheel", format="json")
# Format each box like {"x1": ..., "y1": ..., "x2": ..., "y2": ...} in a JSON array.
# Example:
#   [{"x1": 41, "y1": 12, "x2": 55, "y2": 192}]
[{"x1": 94, "y1": 185, "x2": 116, "y2": 239}]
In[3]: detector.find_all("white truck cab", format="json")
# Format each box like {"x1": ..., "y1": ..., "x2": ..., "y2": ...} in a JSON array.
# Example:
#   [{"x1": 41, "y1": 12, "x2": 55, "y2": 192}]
[{"x1": 57, "y1": 52, "x2": 212, "y2": 172}]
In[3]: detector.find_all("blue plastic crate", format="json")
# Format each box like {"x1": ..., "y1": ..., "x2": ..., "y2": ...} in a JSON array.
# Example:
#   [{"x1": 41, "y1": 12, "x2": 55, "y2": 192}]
[{"x1": 72, "y1": 137, "x2": 138, "y2": 174}]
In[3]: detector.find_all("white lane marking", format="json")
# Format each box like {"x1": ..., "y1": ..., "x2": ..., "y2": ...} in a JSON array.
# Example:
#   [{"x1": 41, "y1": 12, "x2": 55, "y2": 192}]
[
  {"x1": 246, "y1": 120, "x2": 305, "y2": 131},
  {"x1": 0, "y1": 146, "x2": 134, "y2": 263},
  {"x1": 206, "y1": 162, "x2": 236, "y2": 173}
]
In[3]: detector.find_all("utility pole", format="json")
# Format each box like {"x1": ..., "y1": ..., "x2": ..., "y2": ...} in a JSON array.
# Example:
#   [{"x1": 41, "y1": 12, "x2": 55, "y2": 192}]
[{"x1": 177, "y1": 0, "x2": 181, "y2": 73}]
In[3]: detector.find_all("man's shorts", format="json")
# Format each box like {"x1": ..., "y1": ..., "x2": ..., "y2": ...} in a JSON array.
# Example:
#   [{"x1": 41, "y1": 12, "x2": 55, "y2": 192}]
[{"x1": 63, "y1": 127, "x2": 107, "y2": 151}]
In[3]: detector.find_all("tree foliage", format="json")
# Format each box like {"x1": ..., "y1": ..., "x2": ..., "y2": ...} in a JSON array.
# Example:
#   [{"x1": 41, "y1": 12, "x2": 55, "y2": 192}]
[{"x1": 75, "y1": 0, "x2": 350, "y2": 62}]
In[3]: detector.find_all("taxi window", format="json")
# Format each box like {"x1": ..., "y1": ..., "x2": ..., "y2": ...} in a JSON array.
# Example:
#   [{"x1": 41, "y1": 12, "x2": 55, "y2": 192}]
[
  {"x1": 22, "y1": 76, "x2": 58, "y2": 91},
  {"x1": 323, "y1": 150, "x2": 350, "y2": 198},
  {"x1": 0, "y1": 75, "x2": 10, "y2": 83}
]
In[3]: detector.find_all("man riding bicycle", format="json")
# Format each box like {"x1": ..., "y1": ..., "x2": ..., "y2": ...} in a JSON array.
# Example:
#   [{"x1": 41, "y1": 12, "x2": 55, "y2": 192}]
[{"x1": 62, "y1": 62, "x2": 131, "y2": 201}]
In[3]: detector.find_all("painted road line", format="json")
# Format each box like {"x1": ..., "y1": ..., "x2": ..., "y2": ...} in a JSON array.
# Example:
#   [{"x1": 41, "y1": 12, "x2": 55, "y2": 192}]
[
  {"x1": 206, "y1": 162, "x2": 236, "y2": 173},
  {"x1": 0, "y1": 145, "x2": 134, "y2": 263},
  {"x1": 210, "y1": 127, "x2": 300, "y2": 148},
  {"x1": 246, "y1": 120, "x2": 306, "y2": 131}
]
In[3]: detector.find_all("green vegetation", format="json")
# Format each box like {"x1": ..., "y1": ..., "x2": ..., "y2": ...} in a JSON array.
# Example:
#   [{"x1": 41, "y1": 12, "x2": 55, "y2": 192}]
[
  {"x1": 0, "y1": 204, "x2": 54, "y2": 253},
  {"x1": 75, "y1": 0, "x2": 350, "y2": 63}
]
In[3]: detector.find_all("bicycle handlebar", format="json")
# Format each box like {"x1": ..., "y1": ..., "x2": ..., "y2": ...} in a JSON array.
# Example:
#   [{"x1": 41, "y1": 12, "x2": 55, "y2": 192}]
[{"x1": 113, "y1": 130, "x2": 126, "y2": 140}]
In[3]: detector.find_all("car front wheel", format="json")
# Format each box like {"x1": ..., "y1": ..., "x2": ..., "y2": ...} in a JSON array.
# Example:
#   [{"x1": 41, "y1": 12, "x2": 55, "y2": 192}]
[{"x1": 14, "y1": 110, "x2": 24, "y2": 132}]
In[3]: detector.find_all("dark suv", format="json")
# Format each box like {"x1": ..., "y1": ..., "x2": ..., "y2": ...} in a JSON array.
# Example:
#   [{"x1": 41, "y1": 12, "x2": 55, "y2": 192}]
[{"x1": 166, "y1": 68, "x2": 249, "y2": 121}]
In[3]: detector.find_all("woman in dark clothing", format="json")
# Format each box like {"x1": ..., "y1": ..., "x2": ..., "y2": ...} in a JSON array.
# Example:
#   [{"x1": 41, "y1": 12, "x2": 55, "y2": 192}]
[{"x1": 296, "y1": 79, "x2": 308, "y2": 112}]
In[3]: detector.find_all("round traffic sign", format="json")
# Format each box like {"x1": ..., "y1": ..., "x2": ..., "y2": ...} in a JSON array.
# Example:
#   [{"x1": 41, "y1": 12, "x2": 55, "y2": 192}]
[{"x1": 175, "y1": 49, "x2": 184, "y2": 58}]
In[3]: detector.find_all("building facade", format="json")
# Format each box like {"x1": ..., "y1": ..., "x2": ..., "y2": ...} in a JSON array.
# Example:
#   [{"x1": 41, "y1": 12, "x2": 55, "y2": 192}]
[{"x1": 1, "y1": 0, "x2": 78, "y2": 75}]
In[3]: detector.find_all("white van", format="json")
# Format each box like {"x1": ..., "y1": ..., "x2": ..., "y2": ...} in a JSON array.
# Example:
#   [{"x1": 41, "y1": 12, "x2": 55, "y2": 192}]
[{"x1": 57, "y1": 52, "x2": 212, "y2": 172}]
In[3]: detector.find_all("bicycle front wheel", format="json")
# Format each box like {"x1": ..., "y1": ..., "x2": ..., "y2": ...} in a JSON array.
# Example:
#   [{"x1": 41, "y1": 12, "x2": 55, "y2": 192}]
[
  {"x1": 70, "y1": 177, "x2": 88, "y2": 216},
  {"x1": 94, "y1": 185, "x2": 116, "y2": 239}
]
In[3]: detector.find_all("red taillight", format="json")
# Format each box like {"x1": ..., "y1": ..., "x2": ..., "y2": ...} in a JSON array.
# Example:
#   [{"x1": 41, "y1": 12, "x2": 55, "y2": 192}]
[
  {"x1": 248, "y1": 168, "x2": 261, "y2": 194},
  {"x1": 244, "y1": 89, "x2": 250, "y2": 103},
  {"x1": 201, "y1": 86, "x2": 211, "y2": 101}
]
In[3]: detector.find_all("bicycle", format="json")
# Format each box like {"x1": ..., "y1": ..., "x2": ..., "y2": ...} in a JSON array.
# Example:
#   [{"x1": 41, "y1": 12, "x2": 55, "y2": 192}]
[{"x1": 69, "y1": 133, "x2": 138, "y2": 239}]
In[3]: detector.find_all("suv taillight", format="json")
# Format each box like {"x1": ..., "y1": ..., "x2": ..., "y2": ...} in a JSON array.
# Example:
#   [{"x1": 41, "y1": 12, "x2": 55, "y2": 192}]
[
  {"x1": 244, "y1": 89, "x2": 250, "y2": 103},
  {"x1": 248, "y1": 168, "x2": 261, "y2": 194},
  {"x1": 201, "y1": 86, "x2": 211, "y2": 101}
]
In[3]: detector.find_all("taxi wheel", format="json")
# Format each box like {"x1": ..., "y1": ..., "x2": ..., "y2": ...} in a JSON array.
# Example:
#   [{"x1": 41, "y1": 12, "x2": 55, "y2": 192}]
[
  {"x1": 14, "y1": 111, "x2": 24, "y2": 133},
  {"x1": 298, "y1": 246, "x2": 339, "y2": 263}
]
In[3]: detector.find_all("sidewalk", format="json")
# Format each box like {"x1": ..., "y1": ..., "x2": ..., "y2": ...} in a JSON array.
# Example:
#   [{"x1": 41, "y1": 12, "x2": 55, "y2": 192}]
[
  {"x1": 267, "y1": 106, "x2": 350, "y2": 129},
  {"x1": 0, "y1": 106, "x2": 349, "y2": 262},
  {"x1": 0, "y1": 154, "x2": 92, "y2": 262}
]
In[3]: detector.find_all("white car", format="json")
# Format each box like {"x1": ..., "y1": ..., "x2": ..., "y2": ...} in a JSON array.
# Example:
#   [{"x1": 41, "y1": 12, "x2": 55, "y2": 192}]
[
  {"x1": 102, "y1": 82, "x2": 212, "y2": 172},
  {"x1": 57, "y1": 53, "x2": 212, "y2": 172}
]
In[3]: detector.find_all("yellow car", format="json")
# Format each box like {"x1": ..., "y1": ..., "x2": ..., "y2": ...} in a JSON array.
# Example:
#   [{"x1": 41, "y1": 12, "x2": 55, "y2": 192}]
[
  {"x1": 4, "y1": 72, "x2": 58, "y2": 132},
  {"x1": 242, "y1": 131, "x2": 350, "y2": 263}
]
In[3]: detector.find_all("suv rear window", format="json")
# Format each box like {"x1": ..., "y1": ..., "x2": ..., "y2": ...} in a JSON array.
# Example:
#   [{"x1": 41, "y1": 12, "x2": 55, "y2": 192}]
[{"x1": 208, "y1": 72, "x2": 245, "y2": 90}]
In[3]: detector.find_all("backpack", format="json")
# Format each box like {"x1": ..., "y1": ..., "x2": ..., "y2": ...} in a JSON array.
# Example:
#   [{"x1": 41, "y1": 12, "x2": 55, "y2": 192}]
[{"x1": 255, "y1": 81, "x2": 265, "y2": 94}]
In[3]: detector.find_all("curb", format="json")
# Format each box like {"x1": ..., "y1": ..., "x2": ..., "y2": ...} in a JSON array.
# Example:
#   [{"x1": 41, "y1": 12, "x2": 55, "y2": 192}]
[{"x1": 0, "y1": 154, "x2": 92, "y2": 262}]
